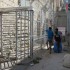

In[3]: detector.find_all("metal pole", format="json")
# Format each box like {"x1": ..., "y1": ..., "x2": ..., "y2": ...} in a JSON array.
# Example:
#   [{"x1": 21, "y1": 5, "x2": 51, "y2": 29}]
[
  {"x1": 66, "y1": 11, "x2": 69, "y2": 46},
  {"x1": 20, "y1": 11, "x2": 22, "y2": 58},
  {"x1": 43, "y1": 10, "x2": 46, "y2": 48},
  {"x1": 24, "y1": 11, "x2": 26, "y2": 58},
  {"x1": 16, "y1": 12, "x2": 18, "y2": 58},
  {"x1": 30, "y1": 10, "x2": 33, "y2": 58},
  {"x1": 0, "y1": 13, "x2": 2, "y2": 55},
  {"x1": 40, "y1": 9, "x2": 43, "y2": 49},
  {"x1": 28, "y1": 11, "x2": 30, "y2": 56},
  {"x1": 53, "y1": 0, "x2": 55, "y2": 30}
]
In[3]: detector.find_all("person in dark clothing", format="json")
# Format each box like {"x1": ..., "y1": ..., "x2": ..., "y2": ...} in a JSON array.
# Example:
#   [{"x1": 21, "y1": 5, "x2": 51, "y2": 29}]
[
  {"x1": 54, "y1": 28, "x2": 62, "y2": 53},
  {"x1": 54, "y1": 28, "x2": 61, "y2": 43}
]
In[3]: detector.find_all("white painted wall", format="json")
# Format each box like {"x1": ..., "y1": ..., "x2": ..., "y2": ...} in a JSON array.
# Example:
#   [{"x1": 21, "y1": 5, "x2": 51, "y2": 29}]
[{"x1": 0, "y1": 0, "x2": 18, "y2": 8}]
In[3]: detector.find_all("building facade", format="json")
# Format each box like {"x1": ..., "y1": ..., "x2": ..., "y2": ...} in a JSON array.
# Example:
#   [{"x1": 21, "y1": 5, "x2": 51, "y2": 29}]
[{"x1": 0, "y1": 0, "x2": 19, "y2": 8}]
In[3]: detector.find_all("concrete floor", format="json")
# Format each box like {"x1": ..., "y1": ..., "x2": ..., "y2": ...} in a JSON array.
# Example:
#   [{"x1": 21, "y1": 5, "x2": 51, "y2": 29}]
[
  {"x1": 26, "y1": 52, "x2": 70, "y2": 70},
  {"x1": 11, "y1": 48, "x2": 70, "y2": 70}
]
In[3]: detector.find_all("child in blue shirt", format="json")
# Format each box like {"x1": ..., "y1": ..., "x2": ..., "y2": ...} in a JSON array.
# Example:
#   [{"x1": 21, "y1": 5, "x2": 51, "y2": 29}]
[{"x1": 46, "y1": 27, "x2": 54, "y2": 54}]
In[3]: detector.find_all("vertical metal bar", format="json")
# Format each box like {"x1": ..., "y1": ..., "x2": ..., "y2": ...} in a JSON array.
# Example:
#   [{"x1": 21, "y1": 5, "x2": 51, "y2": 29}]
[
  {"x1": 30, "y1": 10, "x2": 33, "y2": 58},
  {"x1": 23, "y1": 11, "x2": 26, "y2": 58},
  {"x1": 20, "y1": 11, "x2": 22, "y2": 59},
  {"x1": 67, "y1": 12, "x2": 69, "y2": 46},
  {"x1": 66, "y1": 0, "x2": 69, "y2": 45},
  {"x1": 28, "y1": 11, "x2": 30, "y2": 56},
  {"x1": 53, "y1": 0, "x2": 55, "y2": 30},
  {"x1": 43, "y1": 11, "x2": 46, "y2": 48},
  {"x1": 21, "y1": 11, "x2": 22, "y2": 58},
  {"x1": 40, "y1": 10, "x2": 43, "y2": 49},
  {"x1": 0, "y1": 13, "x2": 3, "y2": 55},
  {"x1": 67, "y1": 12, "x2": 68, "y2": 34},
  {"x1": 16, "y1": 12, "x2": 18, "y2": 58}
]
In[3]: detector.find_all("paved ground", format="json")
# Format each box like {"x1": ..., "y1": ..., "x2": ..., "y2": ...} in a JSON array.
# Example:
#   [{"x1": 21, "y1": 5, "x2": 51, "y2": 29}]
[
  {"x1": 11, "y1": 48, "x2": 70, "y2": 70},
  {"x1": 26, "y1": 51, "x2": 70, "y2": 70}
]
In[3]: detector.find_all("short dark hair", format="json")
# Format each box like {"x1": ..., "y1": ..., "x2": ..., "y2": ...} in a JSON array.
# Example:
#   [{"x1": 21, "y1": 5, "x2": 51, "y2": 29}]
[
  {"x1": 49, "y1": 27, "x2": 52, "y2": 30},
  {"x1": 55, "y1": 28, "x2": 58, "y2": 31},
  {"x1": 55, "y1": 28, "x2": 58, "y2": 34}
]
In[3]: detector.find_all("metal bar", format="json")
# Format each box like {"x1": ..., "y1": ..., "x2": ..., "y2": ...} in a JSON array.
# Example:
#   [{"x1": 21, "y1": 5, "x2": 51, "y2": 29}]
[
  {"x1": 52, "y1": 0, "x2": 54, "y2": 29},
  {"x1": 40, "y1": 9, "x2": 43, "y2": 49},
  {"x1": 24, "y1": 11, "x2": 26, "y2": 58},
  {"x1": 20, "y1": 11, "x2": 23, "y2": 59},
  {"x1": 16, "y1": 12, "x2": 18, "y2": 58},
  {"x1": 30, "y1": 11, "x2": 33, "y2": 58},
  {"x1": 28, "y1": 11, "x2": 30, "y2": 56},
  {"x1": 0, "y1": 13, "x2": 3, "y2": 55}
]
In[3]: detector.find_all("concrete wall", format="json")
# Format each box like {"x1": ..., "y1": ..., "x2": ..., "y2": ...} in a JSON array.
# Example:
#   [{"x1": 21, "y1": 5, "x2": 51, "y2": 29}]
[
  {"x1": 0, "y1": 0, "x2": 18, "y2": 8},
  {"x1": 56, "y1": 11, "x2": 67, "y2": 27}
]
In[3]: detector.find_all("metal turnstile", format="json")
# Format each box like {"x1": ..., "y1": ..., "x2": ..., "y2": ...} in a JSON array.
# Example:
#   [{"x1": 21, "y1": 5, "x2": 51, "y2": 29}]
[{"x1": 0, "y1": 7, "x2": 33, "y2": 60}]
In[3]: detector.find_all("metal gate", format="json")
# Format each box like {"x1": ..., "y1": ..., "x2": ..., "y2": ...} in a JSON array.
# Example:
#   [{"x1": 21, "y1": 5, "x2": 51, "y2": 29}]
[{"x1": 0, "y1": 7, "x2": 33, "y2": 60}]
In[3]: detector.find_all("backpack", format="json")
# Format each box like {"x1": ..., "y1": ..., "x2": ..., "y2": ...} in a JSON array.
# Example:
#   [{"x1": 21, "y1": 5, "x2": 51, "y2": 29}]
[{"x1": 54, "y1": 34, "x2": 61, "y2": 43}]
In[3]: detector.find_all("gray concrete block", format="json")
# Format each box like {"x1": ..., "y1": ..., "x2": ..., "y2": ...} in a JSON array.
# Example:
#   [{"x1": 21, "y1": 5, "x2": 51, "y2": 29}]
[{"x1": 63, "y1": 54, "x2": 70, "y2": 68}]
